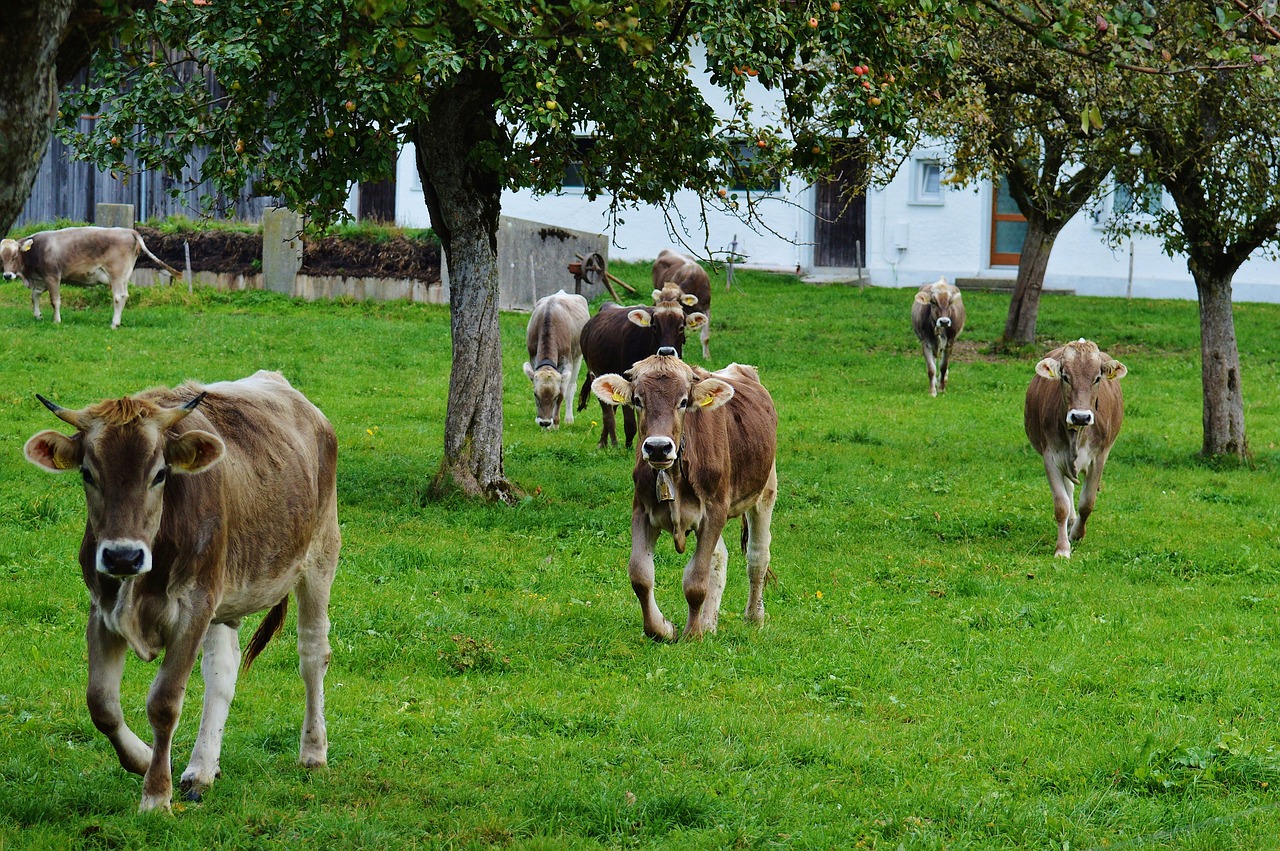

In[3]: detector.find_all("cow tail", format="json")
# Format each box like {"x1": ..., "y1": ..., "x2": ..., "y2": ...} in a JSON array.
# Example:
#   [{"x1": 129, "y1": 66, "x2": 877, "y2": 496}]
[
  {"x1": 577, "y1": 371, "x2": 595, "y2": 412},
  {"x1": 242, "y1": 597, "x2": 289, "y2": 672},
  {"x1": 136, "y1": 234, "x2": 183, "y2": 278}
]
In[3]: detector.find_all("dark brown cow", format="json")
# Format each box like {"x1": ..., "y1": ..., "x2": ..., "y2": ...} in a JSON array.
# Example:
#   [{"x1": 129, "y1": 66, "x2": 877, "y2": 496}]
[
  {"x1": 652, "y1": 249, "x2": 712, "y2": 359},
  {"x1": 23, "y1": 371, "x2": 340, "y2": 812},
  {"x1": 592, "y1": 350, "x2": 778, "y2": 641},
  {"x1": 1024, "y1": 339, "x2": 1127, "y2": 558},
  {"x1": 522, "y1": 289, "x2": 590, "y2": 429},
  {"x1": 1, "y1": 226, "x2": 180, "y2": 328},
  {"x1": 577, "y1": 299, "x2": 706, "y2": 448},
  {"x1": 911, "y1": 276, "x2": 966, "y2": 396}
]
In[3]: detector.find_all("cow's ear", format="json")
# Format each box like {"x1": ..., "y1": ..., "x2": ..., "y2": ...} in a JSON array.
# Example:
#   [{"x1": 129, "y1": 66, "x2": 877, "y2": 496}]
[
  {"x1": 691, "y1": 378, "x2": 734, "y2": 411},
  {"x1": 627, "y1": 309, "x2": 652, "y2": 328},
  {"x1": 592, "y1": 374, "x2": 632, "y2": 407},
  {"x1": 1035, "y1": 357, "x2": 1061, "y2": 380},
  {"x1": 24, "y1": 430, "x2": 82, "y2": 472},
  {"x1": 522, "y1": 361, "x2": 536, "y2": 381},
  {"x1": 166, "y1": 430, "x2": 225, "y2": 474},
  {"x1": 1103, "y1": 358, "x2": 1128, "y2": 380},
  {"x1": 915, "y1": 290, "x2": 932, "y2": 305},
  {"x1": 685, "y1": 312, "x2": 707, "y2": 330},
  {"x1": 20, "y1": 238, "x2": 33, "y2": 252},
  {"x1": 680, "y1": 293, "x2": 698, "y2": 307},
  {"x1": 651, "y1": 289, "x2": 663, "y2": 303}
]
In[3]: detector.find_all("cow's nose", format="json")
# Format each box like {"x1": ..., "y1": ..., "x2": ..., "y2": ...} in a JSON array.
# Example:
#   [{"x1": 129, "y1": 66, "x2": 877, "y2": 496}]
[
  {"x1": 657, "y1": 346, "x2": 677, "y2": 358},
  {"x1": 99, "y1": 545, "x2": 149, "y2": 577},
  {"x1": 642, "y1": 436, "x2": 677, "y2": 465},
  {"x1": 936, "y1": 316, "x2": 951, "y2": 328},
  {"x1": 535, "y1": 417, "x2": 554, "y2": 429},
  {"x1": 1067, "y1": 409, "x2": 1095, "y2": 427},
  {"x1": 2, "y1": 272, "x2": 15, "y2": 281}
]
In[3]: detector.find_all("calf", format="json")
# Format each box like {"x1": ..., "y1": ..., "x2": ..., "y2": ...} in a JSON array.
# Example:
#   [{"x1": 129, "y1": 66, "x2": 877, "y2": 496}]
[
  {"x1": 911, "y1": 277, "x2": 966, "y2": 396},
  {"x1": 2, "y1": 226, "x2": 180, "y2": 328},
  {"x1": 522, "y1": 289, "x2": 590, "y2": 429},
  {"x1": 578, "y1": 299, "x2": 706, "y2": 448},
  {"x1": 23, "y1": 371, "x2": 340, "y2": 812},
  {"x1": 652, "y1": 249, "x2": 712, "y2": 359},
  {"x1": 592, "y1": 349, "x2": 778, "y2": 641},
  {"x1": 1024, "y1": 339, "x2": 1127, "y2": 558}
]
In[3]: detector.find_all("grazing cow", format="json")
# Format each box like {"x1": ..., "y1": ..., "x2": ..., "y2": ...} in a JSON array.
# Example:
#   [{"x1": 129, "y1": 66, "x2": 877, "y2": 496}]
[
  {"x1": 522, "y1": 289, "x2": 590, "y2": 429},
  {"x1": 652, "y1": 249, "x2": 712, "y2": 359},
  {"x1": 592, "y1": 349, "x2": 778, "y2": 641},
  {"x1": 23, "y1": 371, "x2": 340, "y2": 812},
  {"x1": 911, "y1": 276, "x2": 966, "y2": 396},
  {"x1": 1, "y1": 226, "x2": 181, "y2": 328},
  {"x1": 578, "y1": 299, "x2": 706, "y2": 448},
  {"x1": 1024, "y1": 339, "x2": 1127, "y2": 558}
]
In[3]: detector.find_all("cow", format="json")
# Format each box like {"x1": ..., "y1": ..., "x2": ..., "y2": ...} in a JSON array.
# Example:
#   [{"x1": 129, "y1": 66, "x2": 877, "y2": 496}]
[
  {"x1": 22, "y1": 370, "x2": 340, "y2": 812},
  {"x1": 522, "y1": 289, "x2": 590, "y2": 429},
  {"x1": 911, "y1": 276, "x2": 966, "y2": 396},
  {"x1": 1, "y1": 226, "x2": 180, "y2": 328},
  {"x1": 591, "y1": 349, "x2": 778, "y2": 642},
  {"x1": 652, "y1": 248, "x2": 712, "y2": 359},
  {"x1": 1024, "y1": 339, "x2": 1127, "y2": 558},
  {"x1": 578, "y1": 298, "x2": 706, "y2": 448}
]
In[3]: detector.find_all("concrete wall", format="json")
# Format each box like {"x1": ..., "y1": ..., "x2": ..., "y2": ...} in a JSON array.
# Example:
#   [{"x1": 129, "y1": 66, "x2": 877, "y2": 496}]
[{"x1": 491, "y1": 216, "x2": 609, "y2": 311}]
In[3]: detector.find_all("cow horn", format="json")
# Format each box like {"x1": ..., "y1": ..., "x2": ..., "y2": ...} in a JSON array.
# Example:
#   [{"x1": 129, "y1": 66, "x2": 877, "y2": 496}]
[
  {"x1": 36, "y1": 393, "x2": 85, "y2": 429},
  {"x1": 163, "y1": 391, "x2": 207, "y2": 428}
]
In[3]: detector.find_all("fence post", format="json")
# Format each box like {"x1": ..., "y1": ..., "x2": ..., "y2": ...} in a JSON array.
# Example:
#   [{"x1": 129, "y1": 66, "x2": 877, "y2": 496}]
[
  {"x1": 94, "y1": 203, "x2": 135, "y2": 229},
  {"x1": 262, "y1": 207, "x2": 304, "y2": 295}
]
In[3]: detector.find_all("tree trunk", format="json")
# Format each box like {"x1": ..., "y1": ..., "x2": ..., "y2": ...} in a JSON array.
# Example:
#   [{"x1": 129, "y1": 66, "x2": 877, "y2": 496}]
[
  {"x1": 0, "y1": 0, "x2": 75, "y2": 233},
  {"x1": 1001, "y1": 213, "x2": 1064, "y2": 347},
  {"x1": 413, "y1": 71, "x2": 517, "y2": 503},
  {"x1": 1193, "y1": 269, "x2": 1248, "y2": 458}
]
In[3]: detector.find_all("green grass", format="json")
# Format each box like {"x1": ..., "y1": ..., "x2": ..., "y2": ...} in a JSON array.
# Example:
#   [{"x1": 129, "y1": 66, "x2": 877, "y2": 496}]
[{"x1": 3, "y1": 265, "x2": 1280, "y2": 848}]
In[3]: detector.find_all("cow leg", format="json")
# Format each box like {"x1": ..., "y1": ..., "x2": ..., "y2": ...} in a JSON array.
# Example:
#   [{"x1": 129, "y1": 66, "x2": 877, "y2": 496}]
[
  {"x1": 86, "y1": 609, "x2": 153, "y2": 776},
  {"x1": 29, "y1": 285, "x2": 43, "y2": 321},
  {"x1": 180, "y1": 622, "x2": 241, "y2": 802},
  {"x1": 598, "y1": 401, "x2": 617, "y2": 448},
  {"x1": 110, "y1": 280, "x2": 129, "y2": 328},
  {"x1": 682, "y1": 513, "x2": 729, "y2": 640},
  {"x1": 294, "y1": 528, "x2": 338, "y2": 770},
  {"x1": 700, "y1": 316, "x2": 711, "y2": 360},
  {"x1": 1043, "y1": 457, "x2": 1076, "y2": 558},
  {"x1": 921, "y1": 342, "x2": 938, "y2": 396},
  {"x1": 139, "y1": 618, "x2": 207, "y2": 812},
  {"x1": 622, "y1": 406, "x2": 638, "y2": 449},
  {"x1": 937, "y1": 336, "x2": 951, "y2": 392},
  {"x1": 561, "y1": 360, "x2": 580, "y2": 426},
  {"x1": 48, "y1": 279, "x2": 62, "y2": 324},
  {"x1": 1071, "y1": 453, "x2": 1109, "y2": 544},
  {"x1": 629, "y1": 511, "x2": 674, "y2": 641},
  {"x1": 743, "y1": 463, "x2": 778, "y2": 625}
]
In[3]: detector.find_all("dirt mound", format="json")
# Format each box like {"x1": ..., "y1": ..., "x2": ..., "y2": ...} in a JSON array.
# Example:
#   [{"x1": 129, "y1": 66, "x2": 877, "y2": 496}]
[{"x1": 134, "y1": 226, "x2": 441, "y2": 282}]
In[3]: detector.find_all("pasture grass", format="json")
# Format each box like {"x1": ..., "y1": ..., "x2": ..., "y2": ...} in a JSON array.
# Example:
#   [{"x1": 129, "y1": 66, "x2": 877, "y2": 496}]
[{"x1": 2, "y1": 264, "x2": 1280, "y2": 848}]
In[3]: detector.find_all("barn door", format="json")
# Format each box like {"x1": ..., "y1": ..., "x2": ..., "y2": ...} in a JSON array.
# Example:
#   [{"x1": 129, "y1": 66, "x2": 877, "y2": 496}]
[{"x1": 814, "y1": 147, "x2": 867, "y2": 268}]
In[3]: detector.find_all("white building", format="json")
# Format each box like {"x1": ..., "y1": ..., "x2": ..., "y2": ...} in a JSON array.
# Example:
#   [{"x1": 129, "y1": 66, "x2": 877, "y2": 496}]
[{"x1": 391, "y1": 51, "x2": 1280, "y2": 304}]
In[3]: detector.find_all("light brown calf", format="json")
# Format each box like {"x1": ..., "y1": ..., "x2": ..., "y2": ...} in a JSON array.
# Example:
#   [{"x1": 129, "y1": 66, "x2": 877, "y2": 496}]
[
  {"x1": 522, "y1": 289, "x2": 590, "y2": 429},
  {"x1": 911, "y1": 277, "x2": 966, "y2": 396},
  {"x1": 592, "y1": 350, "x2": 778, "y2": 641},
  {"x1": 1024, "y1": 339, "x2": 1127, "y2": 558},
  {"x1": 652, "y1": 249, "x2": 712, "y2": 359},
  {"x1": 23, "y1": 371, "x2": 339, "y2": 812}
]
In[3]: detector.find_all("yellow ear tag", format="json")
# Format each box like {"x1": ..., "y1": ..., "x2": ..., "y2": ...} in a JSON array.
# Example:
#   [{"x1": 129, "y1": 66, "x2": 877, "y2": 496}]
[
  {"x1": 612, "y1": 391, "x2": 625, "y2": 403},
  {"x1": 698, "y1": 396, "x2": 714, "y2": 407},
  {"x1": 21, "y1": 241, "x2": 32, "y2": 252}
]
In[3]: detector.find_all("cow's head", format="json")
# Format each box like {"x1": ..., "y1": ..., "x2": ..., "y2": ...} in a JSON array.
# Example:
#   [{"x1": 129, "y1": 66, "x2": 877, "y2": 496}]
[
  {"x1": 1, "y1": 238, "x2": 29, "y2": 281},
  {"x1": 1035, "y1": 338, "x2": 1127, "y2": 429},
  {"x1": 24, "y1": 393, "x2": 225, "y2": 578},
  {"x1": 592, "y1": 348, "x2": 733, "y2": 470},
  {"x1": 652, "y1": 284, "x2": 697, "y2": 309},
  {"x1": 522, "y1": 360, "x2": 564, "y2": 428},
  {"x1": 626, "y1": 304, "x2": 705, "y2": 355},
  {"x1": 915, "y1": 277, "x2": 962, "y2": 334}
]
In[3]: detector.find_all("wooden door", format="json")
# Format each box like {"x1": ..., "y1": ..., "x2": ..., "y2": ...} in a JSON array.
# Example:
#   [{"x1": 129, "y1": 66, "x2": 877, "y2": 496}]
[{"x1": 814, "y1": 149, "x2": 867, "y2": 268}]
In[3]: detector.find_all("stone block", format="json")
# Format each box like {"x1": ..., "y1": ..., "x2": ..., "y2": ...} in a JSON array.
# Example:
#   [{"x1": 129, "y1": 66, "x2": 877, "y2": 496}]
[{"x1": 262, "y1": 207, "x2": 304, "y2": 294}]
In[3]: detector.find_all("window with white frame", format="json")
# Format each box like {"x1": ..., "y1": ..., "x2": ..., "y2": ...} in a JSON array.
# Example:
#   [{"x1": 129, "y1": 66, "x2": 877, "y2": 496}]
[
  {"x1": 910, "y1": 158, "x2": 944, "y2": 205},
  {"x1": 1112, "y1": 181, "x2": 1163, "y2": 217}
]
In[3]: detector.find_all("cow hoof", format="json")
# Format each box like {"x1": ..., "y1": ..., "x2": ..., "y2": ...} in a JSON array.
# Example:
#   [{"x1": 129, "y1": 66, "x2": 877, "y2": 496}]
[
  {"x1": 181, "y1": 783, "x2": 203, "y2": 803},
  {"x1": 1054, "y1": 549, "x2": 1071, "y2": 559}
]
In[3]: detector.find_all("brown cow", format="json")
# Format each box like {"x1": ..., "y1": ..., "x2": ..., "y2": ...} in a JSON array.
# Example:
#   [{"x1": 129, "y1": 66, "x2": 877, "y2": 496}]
[
  {"x1": 652, "y1": 249, "x2": 712, "y2": 359},
  {"x1": 23, "y1": 371, "x2": 340, "y2": 812},
  {"x1": 911, "y1": 277, "x2": 966, "y2": 396},
  {"x1": 1, "y1": 226, "x2": 180, "y2": 328},
  {"x1": 1024, "y1": 339, "x2": 1127, "y2": 558},
  {"x1": 592, "y1": 349, "x2": 778, "y2": 641},
  {"x1": 578, "y1": 299, "x2": 706, "y2": 448},
  {"x1": 522, "y1": 289, "x2": 590, "y2": 429}
]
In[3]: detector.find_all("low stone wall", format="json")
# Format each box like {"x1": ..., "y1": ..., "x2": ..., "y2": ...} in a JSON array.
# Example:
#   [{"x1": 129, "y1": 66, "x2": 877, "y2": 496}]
[{"x1": 130, "y1": 269, "x2": 447, "y2": 305}]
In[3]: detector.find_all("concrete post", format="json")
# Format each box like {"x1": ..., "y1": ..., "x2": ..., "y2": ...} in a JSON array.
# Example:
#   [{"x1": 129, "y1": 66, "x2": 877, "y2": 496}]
[
  {"x1": 95, "y1": 203, "x2": 135, "y2": 229},
  {"x1": 262, "y1": 207, "x2": 304, "y2": 295}
]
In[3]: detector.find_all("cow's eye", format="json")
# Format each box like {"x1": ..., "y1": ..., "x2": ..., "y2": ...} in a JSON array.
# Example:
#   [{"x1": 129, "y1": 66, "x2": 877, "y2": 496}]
[
  {"x1": 80, "y1": 467, "x2": 95, "y2": 488},
  {"x1": 1094, "y1": 374, "x2": 1102, "y2": 384},
  {"x1": 632, "y1": 396, "x2": 643, "y2": 410},
  {"x1": 678, "y1": 398, "x2": 689, "y2": 410},
  {"x1": 1061, "y1": 373, "x2": 1071, "y2": 384},
  {"x1": 152, "y1": 468, "x2": 168, "y2": 487}
]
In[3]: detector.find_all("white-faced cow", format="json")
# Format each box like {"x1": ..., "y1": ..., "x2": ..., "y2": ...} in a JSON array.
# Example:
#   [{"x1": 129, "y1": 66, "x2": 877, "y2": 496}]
[
  {"x1": 578, "y1": 299, "x2": 706, "y2": 448},
  {"x1": 522, "y1": 289, "x2": 590, "y2": 429},
  {"x1": 23, "y1": 371, "x2": 340, "y2": 812},
  {"x1": 652, "y1": 249, "x2": 712, "y2": 359},
  {"x1": 592, "y1": 349, "x2": 778, "y2": 641},
  {"x1": 1, "y1": 226, "x2": 180, "y2": 328},
  {"x1": 1024, "y1": 339, "x2": 1127, "y2": 558},
  {"x1": 911, "y1": 276, "x2": 966, "y2": 396}
]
